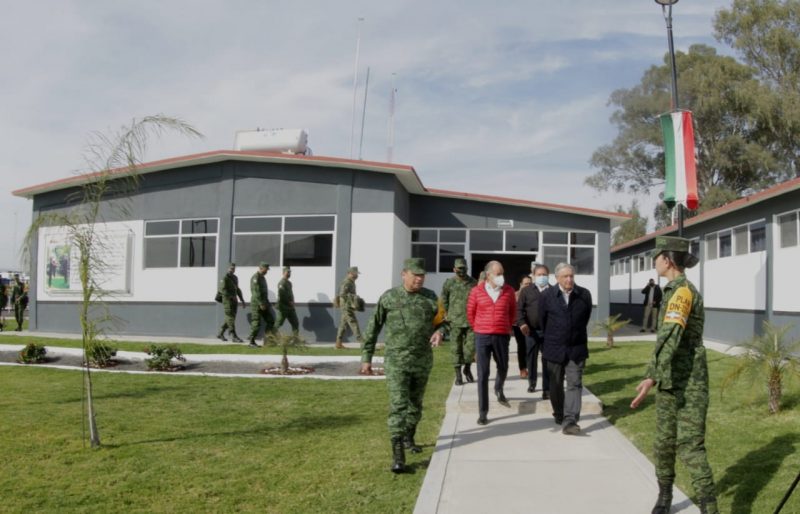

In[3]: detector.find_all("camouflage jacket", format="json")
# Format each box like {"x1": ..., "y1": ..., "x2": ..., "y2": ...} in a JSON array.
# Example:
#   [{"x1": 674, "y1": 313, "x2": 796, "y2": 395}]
[
  {"x1": 218, "y1": 273, "x2": 242, "y2": 302},
  {"x1": 645, "y1": 274, "x2": 705, "y2": 391},
  {"x1": 441, "y1": 275, "x2": 477, "y2": 328},
  {"x1": 362, "y1": 286, "x2": 441, "y2": 365},
  {"x1": 338, "y1": 277, "x2": 357, "y2": 311},
  {"x1": 10, "y1": 281, "x2": 23, "y2": 304},
  {"x1": 250, "y1": 272, "x2": 269, "y2": 307},
  {"x1": 277, "y1": 278, "x2": 294, "y2": 310}
]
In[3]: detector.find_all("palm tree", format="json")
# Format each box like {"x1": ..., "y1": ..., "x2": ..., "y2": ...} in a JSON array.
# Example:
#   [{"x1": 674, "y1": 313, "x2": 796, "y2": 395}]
[
  {"x1": 723, "y1": 321, "x2": 800, "y2": 414},
  {"x1": 591, "y1": 314, "x2": 632, "y2": 348}
]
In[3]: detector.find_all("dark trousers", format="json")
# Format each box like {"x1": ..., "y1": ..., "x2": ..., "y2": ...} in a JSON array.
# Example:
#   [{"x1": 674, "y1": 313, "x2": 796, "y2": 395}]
[
  {"x1": 511, "y1": 325, "x2": 527, "y2": 370},
  {"x1": 547, "y1": 359, "x2": 585, "y2": 426},
  {"x1": 475, "y1": 333, "x2": 510, "y2": 417},
  {"x1": 525, "y1": 331, "x2": 549, "y2": 391}
]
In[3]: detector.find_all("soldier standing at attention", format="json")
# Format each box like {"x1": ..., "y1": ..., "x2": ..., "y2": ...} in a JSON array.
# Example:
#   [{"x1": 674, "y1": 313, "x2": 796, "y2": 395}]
[
  {"x1": 335, "y1": 266, "x2": 362, "y2": 349},
  {"x1": 361, "y1": 258, "x2": 444, "y2": 473},
  {"x1": 631, "y1": 236, "x2": 718, "y2": 514},
  {"x1": 11, "y1": 274, "x2": 25, "y2": 332},
  {"x1": 249, "y1": 262, "x2": 274, "y2": 347},
  {"x1": 440, "y1": 257, "x2": 477, "y2": 386},
  {"x1": 217, "y1": 263, "x2": 246, "y2": 342},
  {"x1": 276, "y1": 266, "x2": 299, "y2": 335}
]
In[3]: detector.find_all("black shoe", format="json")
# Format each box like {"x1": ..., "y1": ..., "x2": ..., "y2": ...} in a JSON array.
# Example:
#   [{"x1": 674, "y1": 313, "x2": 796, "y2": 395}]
[
  {"x1": 651, "y1": 482, "x2": 673, "y2": 514},
  {"x1": 495, "y1": 391, "x2": 510, "y2": 407},
  {"x1": 404, "y1": 430, "x2": 423, "y2": 454},
  {"x1": 477, "y1": 416, "x2": 488, "y2": 425},
  {"x1": 232, "y1": 335, "x2": 244, "y2": 343},
  {"x1": 463, "y1": 364, "x2": 474, "y2": 383},
  {"x1": 553, "y1": 413, "x2": 563, "y2": 425},
  {"x1": 391, "y1": 437, "x2": 406, "y2": 473},
  {"x1": 698, "y1": 496, "x2": 719, "y2": 514},
  {"x1": 562, "y1": 423, "x2": 581, "y2": 435},
  {"x1": 217, "y1": 333, "x2": 227, "y2": 342},
  {"x1": 542, "y1": 391, "x2": 550, "y2": 400},
  {"x1": 527, "y1": 386, "x2": 535, "y2": 393},
  {"x1": 454, "y1": 367, "x2": 464, "y2": 386},
  {"x1": 640, "y1": 328, "x2": 646, "y2": 332},
  {"x1": 248, "y1": 341, "x2": 259, "y2": 348}
]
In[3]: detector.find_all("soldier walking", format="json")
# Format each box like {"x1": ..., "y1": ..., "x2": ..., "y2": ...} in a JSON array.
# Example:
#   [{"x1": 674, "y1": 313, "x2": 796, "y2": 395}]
[
  {"x1": 440, "y1": 257, "x2": 477, "y2": 385},
  {"x1": 10, "y1": 274, "x2": 26, "y2": 331},
  {"x1": 631, "y1": 236, "x2": 718, "y2": 514},
  {"x1": 276, "y1": 266, "x2": 299, "y2": 335},
  {"x1": 361, "y1": 258, "x2": 444, "y2": 473},
  {"x1": 249, "y1": 262, "x2": 275, "y2": 346},
  {"x1": 335, "y1": 266, "x2": 362, "y2": 349},
  {"x1": 217, "y1": 263, "x2": 246, "y2": 342}
]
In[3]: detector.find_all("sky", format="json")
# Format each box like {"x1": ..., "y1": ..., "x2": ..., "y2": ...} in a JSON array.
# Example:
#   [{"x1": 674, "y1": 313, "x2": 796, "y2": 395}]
[{"x1": 0, "y1": 0, "x2": 735, "y2": 270}]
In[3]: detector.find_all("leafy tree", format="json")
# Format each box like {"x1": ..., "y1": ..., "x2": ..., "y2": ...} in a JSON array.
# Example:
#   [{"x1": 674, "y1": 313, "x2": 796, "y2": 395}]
[
  {"x1": 24, "y1": 115, "x2": 201, "y2": 447},
  {"x1": 612, "y1": 200, "x2": 648, "y2": 246},
  {"x1": 591, "y1": 314, "x2": 631, "y2": 348}
]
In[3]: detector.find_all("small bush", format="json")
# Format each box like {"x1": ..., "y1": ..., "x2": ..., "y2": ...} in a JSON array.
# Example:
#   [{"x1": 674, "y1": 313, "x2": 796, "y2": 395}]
[
  {"x1": 86, "y1": 342, "x2": 117, "y2": 368},
  {"x1": 18, "y1": 342, "x2": 47, "y2": 364},
  {"x1": 144, "y1": 344, "x2": 186, "y2": 371}
]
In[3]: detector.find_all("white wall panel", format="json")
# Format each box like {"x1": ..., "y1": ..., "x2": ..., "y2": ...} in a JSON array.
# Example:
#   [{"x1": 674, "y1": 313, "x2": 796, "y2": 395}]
[
  {"x1": 703, "y1": 253, "x2": 766, "y2": 310},
  {"x1": 350, "y1": 212, "x2": 399, "y2": 303},
  {"x1": 610, "y1": 275, "x2": 630, "y2": 304},
  {"x1": 391, "y1": 216, "x2": 410, "y2": 290},
  {"x1": 773, "y1": 246, "x2": 800, "y2": 312},
  {"x1": 237, "y1": 266, "x2": 335, "y2": 304}
]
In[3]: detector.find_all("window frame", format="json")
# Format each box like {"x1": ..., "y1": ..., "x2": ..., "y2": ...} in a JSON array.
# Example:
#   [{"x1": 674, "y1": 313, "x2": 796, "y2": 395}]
[
  {"x1": 232, "y1": 214, "x2": 337, "y2": 267},
  {"x1": 144, "y1": 217, "x2": 220, "y2": 269}
]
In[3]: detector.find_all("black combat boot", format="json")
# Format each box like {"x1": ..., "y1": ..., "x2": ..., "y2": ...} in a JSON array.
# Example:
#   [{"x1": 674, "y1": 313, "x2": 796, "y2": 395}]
[
  {"x1": 454, "y1": 366, "x2": 464, "y2": 386},
  {"x1": 698, "y1": 497, "x2": 719, "y2": 514},
  {"x1": 404, "y1": 427, "x2": 422, "y2": 454},
  {"x1": 217, "y1": 331, "x2": 227, "y2": 342},
  {"x1": 391, "y1": 437, "x2": 406, "y2": 473},
  {"x1": 463, "y1": 364, "x2": 474, "y2": 383},
  {"x1": 651, "y1": 482, "x2": 673, "y2": 514},
  {"x1": 231, "y1": 334, "x2": 244, "y2": 343}
]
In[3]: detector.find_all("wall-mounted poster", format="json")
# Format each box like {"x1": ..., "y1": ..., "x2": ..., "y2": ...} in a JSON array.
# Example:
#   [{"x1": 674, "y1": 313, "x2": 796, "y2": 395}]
[{"x1": 43, "y1": 234, "x2": 75, "y2": 291}]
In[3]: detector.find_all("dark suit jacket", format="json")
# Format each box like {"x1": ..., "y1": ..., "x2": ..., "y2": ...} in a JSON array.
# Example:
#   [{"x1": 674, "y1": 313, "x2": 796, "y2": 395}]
[
  {"x1": 516, "y1": 284, "x2": 549, "y2": 330},
  {"x1": 539, "y1": 284, "x2": 593, "y2": 364},
  {"x1": 641, "y1": 284, "x2": 663, "y2": 307}
]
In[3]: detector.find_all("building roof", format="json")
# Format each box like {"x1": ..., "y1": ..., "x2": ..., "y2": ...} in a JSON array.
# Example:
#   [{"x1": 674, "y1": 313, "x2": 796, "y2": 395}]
[
  {"x1": 13, "y1": 150, "x2": 629, "y2": 222},
  {"x1": 611, "y1": 175, "x2": 800, "y2": 253}
]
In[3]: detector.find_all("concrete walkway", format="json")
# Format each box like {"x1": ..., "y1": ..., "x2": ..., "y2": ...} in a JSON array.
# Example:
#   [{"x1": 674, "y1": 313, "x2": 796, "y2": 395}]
[{"x1": 414, "y1": 335, "x2": 706, "y2": 514}]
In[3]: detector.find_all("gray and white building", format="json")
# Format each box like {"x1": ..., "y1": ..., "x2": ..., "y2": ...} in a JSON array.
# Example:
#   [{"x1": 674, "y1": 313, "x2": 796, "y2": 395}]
[{"x1": 15, "y1": 150, "x2": 626, "y2": 341}]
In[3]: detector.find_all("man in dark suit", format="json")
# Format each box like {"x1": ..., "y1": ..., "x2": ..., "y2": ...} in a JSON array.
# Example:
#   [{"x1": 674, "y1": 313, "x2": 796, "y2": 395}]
[
  {"x1": 539, "y1": 262, "x2": 593, "y2": 435},
  {"x1": 517, "y1": 262, "x2": 551, "y2": 397},
  {"x1": 640, "y1": 278, "x2": 663, "y2": 333}
]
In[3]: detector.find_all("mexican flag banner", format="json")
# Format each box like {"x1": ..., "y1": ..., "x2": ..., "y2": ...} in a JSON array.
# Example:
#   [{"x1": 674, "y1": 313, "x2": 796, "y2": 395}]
[{"x1": 660, "y1": 110, "x2": 698, "y2": 210}]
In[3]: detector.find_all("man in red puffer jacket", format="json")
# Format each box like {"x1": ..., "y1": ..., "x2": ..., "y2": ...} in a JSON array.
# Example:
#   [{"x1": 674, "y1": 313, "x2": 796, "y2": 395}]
[{"x1": 467, "y1": 260, "x2": 517, "y2": 426}]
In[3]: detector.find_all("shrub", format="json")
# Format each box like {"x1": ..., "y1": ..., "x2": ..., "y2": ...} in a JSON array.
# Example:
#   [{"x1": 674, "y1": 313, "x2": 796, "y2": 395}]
[
  {"x1": 144, "y1": 344, "x2": 186, "y2": 371},
  {"x1": 86, "y1": 342, "x2": 117, "y2": 368},
  {"x1": 18, "y1": 342, "x2": 47, "y2": 364}
]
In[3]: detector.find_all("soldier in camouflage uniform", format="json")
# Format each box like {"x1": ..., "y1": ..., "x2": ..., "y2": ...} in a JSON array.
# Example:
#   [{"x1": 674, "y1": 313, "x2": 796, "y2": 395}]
[
  {"x1": 275, "y1": 266, "x2": 299, "y2": 334},
  {"x1": 249, "y1": 262, "x2": 275, "y2": 346},
  {"x1": 631, "y1": 236, "x2": 718, "y2": 514},
  {"x1": 217, "y1": 264, "x2": 246, "y2": 342},
  {"x1": 335, "y1": 266, "x2": 362, "y2": 349},
  {"x1": 440, "y1": 257, "x2": 477, "y2": 385},
  {"x1": 361, "y1": 257, "x2": 444, "y2": 473},
  {"x1": 11, "y1": 277, "x2": 28, "y2": 331}
]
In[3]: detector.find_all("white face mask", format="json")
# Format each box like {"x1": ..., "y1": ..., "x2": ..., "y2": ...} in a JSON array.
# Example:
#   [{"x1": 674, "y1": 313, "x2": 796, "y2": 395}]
[
  {"x1": 492, "y1": 274, "x2": 505, "y2": 288},
  {"x1": 534, "y1": 275, "x2": 549, "y2": 288}
]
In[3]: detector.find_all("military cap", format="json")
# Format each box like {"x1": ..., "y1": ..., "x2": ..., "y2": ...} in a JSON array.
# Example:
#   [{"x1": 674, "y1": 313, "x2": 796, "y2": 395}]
[
  {"x1": 228, "y1": 262, "x2": 236, "y2": 268},
  {"x1": 282, "y1": 266, "x2": 291, "y2": 272},
  {"x1": 348, "y1": 266, "x2": 360, "y2": 275},
  {"x1": 404, "y1": 258, "x2": 427, "y2": 275},
  {"x1": 258, "y1": 261, "x2": 270, "y2": 269},
  {"x1": 454, "y1": 258, "x2": 467, "y2": 269},
  {"x1": 652, "y1": 236, "x2": 699, "y2": 268}
]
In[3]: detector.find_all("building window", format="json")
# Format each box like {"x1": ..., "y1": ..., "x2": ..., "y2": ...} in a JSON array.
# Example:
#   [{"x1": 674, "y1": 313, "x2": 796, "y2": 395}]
[
  {"x1": 505, "y1": 231, "x2": 539, "y2": 252},
  {"x1": 144, "y1": 218, "x2": 218, "y2": 268},
  {"x1": 718, "y1": 230, "x2": 732, "y2": 258},
  {"x1": 233, "y1": 215, "x2": 335, "y2": 267},
  {"x1": 779, "y1": 211, "x2": 798, "y2": 248},
  {"x1": 749, "y1": 221, "x2": 766, "y2": 252},
  {"x1": 471, "y1": 230, "x2": 503, "y2": 251},
  {"x1": 411, "y1": 244, "x2": 437, "y2": 272},
  {"x1": 734, "y1": 225, "x2": 749, "y2": 256},
  {"x1": 706, "y1": 219, "x2": 768, "y2": 259}
]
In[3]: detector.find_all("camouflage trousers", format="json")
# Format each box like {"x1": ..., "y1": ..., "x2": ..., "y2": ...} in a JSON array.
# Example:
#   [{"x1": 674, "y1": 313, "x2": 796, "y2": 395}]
[
  {"x1": 249, "y1": 304, "x2": 275, "y2": 340},
  {"x1": 385, "y1": 359, "x2": 432, "y2": 438},
  {"x1": 654, "y1": 387, "x2": 717, "y2": 499},
  {"x1": 336, "y1": 309, "x2": 362, "y2": 342},
  {"x1": 450, "y1": 326, "x2": 475, "y2": 366},
  {"x1": 14, "y1": 303, "x2": 25, "y2": 329},
  {"x1": 218, "y1": 300, "x2": 239, "y2": 336},
  {"x1": 276, "y1": 307, "x2": 299, "y2": 333}
]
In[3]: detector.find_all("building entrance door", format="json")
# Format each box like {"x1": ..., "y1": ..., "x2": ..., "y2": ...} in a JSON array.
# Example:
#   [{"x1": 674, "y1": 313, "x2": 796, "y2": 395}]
[{"x1": 470, "y1": 253, "x2": 536, "y2": 289}]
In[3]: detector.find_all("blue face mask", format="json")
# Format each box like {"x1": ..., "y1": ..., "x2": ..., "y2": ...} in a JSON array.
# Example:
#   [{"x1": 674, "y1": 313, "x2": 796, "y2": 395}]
[{"x1": 534, "y1": 275, "x2": 549, "y2": 288}]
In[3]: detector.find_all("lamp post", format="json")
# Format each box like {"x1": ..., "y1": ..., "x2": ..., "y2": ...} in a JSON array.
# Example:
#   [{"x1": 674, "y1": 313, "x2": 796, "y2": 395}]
[{"x1": 655, "y1": 0, "x2": 684, "y2": 235}]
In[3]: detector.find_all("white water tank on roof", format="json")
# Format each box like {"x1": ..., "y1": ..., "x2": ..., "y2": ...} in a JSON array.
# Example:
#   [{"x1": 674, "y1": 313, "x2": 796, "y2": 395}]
[{"x1": 234, "y1": 128, "x2": 309, "y2": 154}]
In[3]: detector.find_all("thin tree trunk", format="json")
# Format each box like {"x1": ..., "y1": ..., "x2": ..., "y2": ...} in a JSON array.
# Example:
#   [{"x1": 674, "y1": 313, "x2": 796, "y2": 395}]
[
  {"x1": 768, "y1": 375, "x2": 782, "y2": 414},
  {"x1": 281, "y1": 348, "x2": 289, "y2": 374},
  {"x1": 607, "y1": 333, "x2": 614, "y2": 348},
  {"x1": 84, "y1": 365, "x2": 101, "y2": 447}
]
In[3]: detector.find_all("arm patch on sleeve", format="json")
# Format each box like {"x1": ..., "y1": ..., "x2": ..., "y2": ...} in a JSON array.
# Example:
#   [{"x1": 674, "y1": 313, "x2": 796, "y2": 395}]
[{"x1": 663, "y1": 286, "x2": 692, "y2": 328}]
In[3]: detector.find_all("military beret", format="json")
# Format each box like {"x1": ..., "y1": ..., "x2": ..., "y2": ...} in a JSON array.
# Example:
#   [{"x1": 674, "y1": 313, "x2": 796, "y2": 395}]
[{"x1": 404, "y1": 258, "x2": 426, "y2": 275}]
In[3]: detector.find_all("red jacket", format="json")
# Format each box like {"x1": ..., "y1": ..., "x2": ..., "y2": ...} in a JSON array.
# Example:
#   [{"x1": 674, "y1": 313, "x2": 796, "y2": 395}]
[{"x1": 467, "y1": 282, "x2": 517, "y2": 335}]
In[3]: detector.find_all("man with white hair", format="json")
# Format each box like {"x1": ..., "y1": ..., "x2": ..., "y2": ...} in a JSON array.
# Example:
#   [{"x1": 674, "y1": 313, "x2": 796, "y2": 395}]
[{"x1": 539, "y1": 262, "x2": 593, "y2": 435}]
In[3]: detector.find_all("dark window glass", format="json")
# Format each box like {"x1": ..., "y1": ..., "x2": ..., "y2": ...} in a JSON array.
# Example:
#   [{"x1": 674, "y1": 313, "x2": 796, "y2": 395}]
[
  {"x1": 542, "y1": 231, "x2": 568, "y2": 245},
  {"x1": 180, "y1": 236, "x2": 217, "y2": 267},
  {"x1": 706, "y1": 234, "x2": 718, "y2": 260},
  {"x1": 234, "y1": 234, "x2": 281, "y2": 267},
  {"x1": 570, "y1": 232, "x2": 595, "y2": 245},
  {"x1": 624, "y1": 258, "x2": 630, "y2": 273},
  {"x1": 411, "y1": 229, "x2": 437, "y2": 243},
  {"x1": 283, "y1": 234, "x2": 333, "y2": 266},
  {"x1": 543, "y1": 245, "x2": 568, "y2": 274},
  {"x1": 470, "y1": 230, "x2": 503, "y2": 251},
  {"x1": 411, "y1": 244, "x2": 437, "y2": 272},
  {"x1": 234, "y1": 217, "x2": 282, "y2": 233},
  {"x1": 570, "y1": 247, "x2": 595, "y2": 275},
  {"x1": 439, "y1": 244, "x2": 465, "y2": 272},
  {"x1": 779, "y1": 213, "x2": 798, "y2": 248},
  {"x1": 719, "y1": 231, "x2": 732, "y2": 258},
  {"x1": 145, "y1": 220, "x2": 179, "y2": 236},
  {"x1": 440, "y1": 229, "x2": 466, "y2": 243},
  {"x1": 750, "y1": 222, "x2": 766, "y2": 252},
  {"x1": 144, "y1": 237, "x2": 178, "y2": 268},
  {"x1": 505, "y1": 231, "x2": 539, "y2": 252},
  {"x1": 690, "y1": 240, "x2": 700, "y2": 256},
  {"x1": 181, "y1": 219, "x2": 218, "y2": 234},
  {"x1": 734, "y1": 226, "x2": 749, "y2": 255},
  {"x1": 284, "y1": 216, "x2": 335, "y2": 232}
]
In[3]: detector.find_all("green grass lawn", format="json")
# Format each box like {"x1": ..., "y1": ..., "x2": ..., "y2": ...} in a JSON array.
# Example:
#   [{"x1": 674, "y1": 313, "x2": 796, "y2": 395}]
[
  {"x1": 584, "y1": 341, "x2": 800, "y2": 514},
  {"x1": 0, "y1": 346, "x2": 452, "y2": 513}
]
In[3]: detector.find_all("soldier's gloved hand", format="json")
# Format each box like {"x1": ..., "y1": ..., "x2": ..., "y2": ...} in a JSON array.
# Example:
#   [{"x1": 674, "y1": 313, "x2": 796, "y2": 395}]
[{"x1": 360, "y1": 363, "x2": 372, "y2": 375}]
